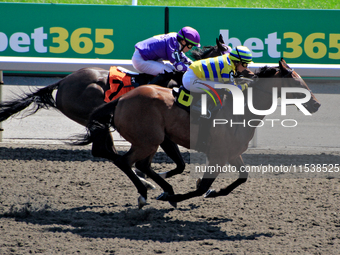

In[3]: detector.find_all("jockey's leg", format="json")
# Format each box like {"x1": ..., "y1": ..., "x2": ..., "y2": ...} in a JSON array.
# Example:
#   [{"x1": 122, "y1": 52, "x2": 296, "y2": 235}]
[
  {"x1": 132, "y1": 49, "x2": 174, "y2": 76},
  {"x1": 175, "y1": 70, "x2": 223, "y2": 117}
]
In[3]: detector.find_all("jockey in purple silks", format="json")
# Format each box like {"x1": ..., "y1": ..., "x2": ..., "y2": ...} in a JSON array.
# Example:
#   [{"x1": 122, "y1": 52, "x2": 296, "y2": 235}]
[{"x1": 132, "y1": 26, "x2": 201, "y2": 76}]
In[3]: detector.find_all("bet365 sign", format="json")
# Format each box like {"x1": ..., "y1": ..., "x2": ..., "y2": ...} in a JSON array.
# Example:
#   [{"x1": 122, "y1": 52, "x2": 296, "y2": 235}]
[
  {"x1": 220, "y1": 29, "x2": 340, "y2": 63},
  {"x1": 0, "y1": 27, "x2": 114, "y2": 55}
]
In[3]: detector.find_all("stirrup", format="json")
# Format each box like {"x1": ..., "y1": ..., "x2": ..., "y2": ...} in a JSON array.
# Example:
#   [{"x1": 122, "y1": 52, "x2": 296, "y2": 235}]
[
  {"x1": 191, "y1": 105, "x2": 212, "y2": 119},
  {"x1": 200, "y1": 110, "x2": 212, "y2": 119}
]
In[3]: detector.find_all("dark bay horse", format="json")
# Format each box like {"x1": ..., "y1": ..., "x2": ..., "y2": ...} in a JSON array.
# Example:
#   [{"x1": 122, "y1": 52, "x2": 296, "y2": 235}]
[
  {"x1": 74, "y1": 59, "x2": 320, "y2": 208},
  {"x1": 0, "y1": 37, "x2": 229, "y2": 187}
]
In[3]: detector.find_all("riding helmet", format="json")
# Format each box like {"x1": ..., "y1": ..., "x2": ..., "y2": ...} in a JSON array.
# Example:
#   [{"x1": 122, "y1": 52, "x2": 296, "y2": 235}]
[
  {"x1": 177, "y1": 26, "x2": 201, "y2": 47},
  {"x1": 229, "y1": 46, "x2": 253, "y2": 63}
]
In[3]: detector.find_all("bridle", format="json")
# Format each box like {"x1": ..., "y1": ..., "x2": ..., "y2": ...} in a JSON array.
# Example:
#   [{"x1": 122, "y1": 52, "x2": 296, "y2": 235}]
[
  {"x1": 251, "y1": 66, "x2": 312, "y2": 99},
  {"x1": 220, "y1": 44, "x2": 231, "y2": 56}
]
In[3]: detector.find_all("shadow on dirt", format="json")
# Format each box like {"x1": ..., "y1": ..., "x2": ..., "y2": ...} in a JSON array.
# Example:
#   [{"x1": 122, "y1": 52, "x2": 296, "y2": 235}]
[
  {"x1": 0, "y1": 204, "x2": 273, "y2": 242},
  {"x1": 0, "y1": 146, "x2": 189, "y2": 163},
  {"x1": 1, "y1": 146, "x2": 339, "y2": 166}
]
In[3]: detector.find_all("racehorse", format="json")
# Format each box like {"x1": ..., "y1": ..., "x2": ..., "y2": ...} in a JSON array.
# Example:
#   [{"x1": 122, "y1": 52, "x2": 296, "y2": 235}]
[
  {"x1": 73, "y1": 59, "x2": 321, "y2": 208},
  {"x1": 0, "y1": 36, "x2": 230, "y2": 183}
]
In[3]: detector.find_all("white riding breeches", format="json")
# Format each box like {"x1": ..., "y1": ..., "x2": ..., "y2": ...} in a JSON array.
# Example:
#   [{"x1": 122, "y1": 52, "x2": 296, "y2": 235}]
[
  {"x1": 132, "y1": 49, "x2": 175, "y2": 76},
  {"x1": 182, "y1": 69, "x2": 223, "y2": 93}
]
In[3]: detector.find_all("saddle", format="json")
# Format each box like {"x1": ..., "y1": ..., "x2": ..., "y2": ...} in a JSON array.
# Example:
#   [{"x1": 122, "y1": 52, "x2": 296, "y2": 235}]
[
  {"x1": 172, "y1": 86, "x2": 223, "y2": 120},
  {"x1": 104, "y1": 67, "x2": 183, "y2": 103}
]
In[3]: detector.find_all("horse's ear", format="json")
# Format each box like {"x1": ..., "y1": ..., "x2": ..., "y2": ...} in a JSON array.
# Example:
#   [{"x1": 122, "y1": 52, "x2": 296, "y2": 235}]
[
  {"x1": 216, "y1": 38, "x2": 226, "y2": 52},
  {"x1": 279, "y1": 59, "x2": 284, "y2": 70},
  {"x1": 280, "y1": 58, "x2": 290, "y2": 69},
  {"x1": 219, "y1": 34, "x2": 225, "y2": 44},
  {"x1": 279, "y1": 58, "x2": 290, "y2": 74},
  {"x1": 279, "y1": 58, "x2": 291, "y2": 72}
]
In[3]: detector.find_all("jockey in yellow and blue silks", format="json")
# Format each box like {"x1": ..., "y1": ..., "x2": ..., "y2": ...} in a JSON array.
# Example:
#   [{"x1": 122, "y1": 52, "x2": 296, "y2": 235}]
[
  {"x1": 176, "y1": 46, "x2": 254, "y2": 109},
  {"x1": 183, "y1": 46, "x2": 253, "y2": 93}
]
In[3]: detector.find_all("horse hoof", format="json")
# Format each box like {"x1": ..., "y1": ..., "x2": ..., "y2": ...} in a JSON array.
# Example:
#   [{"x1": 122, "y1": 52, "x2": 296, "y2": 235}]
[
  {"x1": 156, "y1": 192, "x2": 169, "y2": 201},
  {"x1": 138, "y1": 196, "x2": 147, "y2": 209},
  {"x1": 204, "y1": 189, "x2": 217, "y2": 198}
]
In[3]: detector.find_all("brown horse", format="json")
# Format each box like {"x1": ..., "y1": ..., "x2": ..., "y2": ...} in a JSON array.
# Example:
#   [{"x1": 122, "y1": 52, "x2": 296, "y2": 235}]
[
  {"x1": 74, "y1": 59, "x2": 321, "y2": 208},
  {"x1": 0, "y1": 37, "x2": 230, "y2": 181}
]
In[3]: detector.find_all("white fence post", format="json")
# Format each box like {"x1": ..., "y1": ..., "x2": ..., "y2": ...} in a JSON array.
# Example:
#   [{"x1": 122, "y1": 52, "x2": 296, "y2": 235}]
[{"x1": 132, "y1": 0, "x2": 138, "y2": 5}]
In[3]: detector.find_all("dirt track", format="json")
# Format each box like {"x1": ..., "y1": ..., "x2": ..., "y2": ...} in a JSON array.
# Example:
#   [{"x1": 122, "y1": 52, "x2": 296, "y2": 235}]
[{"x1": 0, "y1": 143, "x2": 339, "y2": 254}]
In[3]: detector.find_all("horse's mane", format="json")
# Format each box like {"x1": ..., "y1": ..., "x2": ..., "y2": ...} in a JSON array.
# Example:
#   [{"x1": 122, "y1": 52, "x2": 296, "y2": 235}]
[
  {"x1": 254, "y1": 66, "x2": 278, "y2": 78},
  {"x1": 190, "y1": 46, "x2": 215, "y2": 60}
]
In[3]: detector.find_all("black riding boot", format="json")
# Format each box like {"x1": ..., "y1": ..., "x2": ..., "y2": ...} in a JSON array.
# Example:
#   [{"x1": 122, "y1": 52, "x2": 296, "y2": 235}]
[
  {"x1": 148, "y1": 73, "x2": 166, "y2": 86},
  {"x1": 148, "y1": 71, "x2": 176, "y2": 87}
]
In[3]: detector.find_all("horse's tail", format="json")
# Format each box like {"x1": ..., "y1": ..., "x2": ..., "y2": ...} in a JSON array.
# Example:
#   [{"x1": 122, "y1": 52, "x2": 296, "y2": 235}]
[
  {"x1": 72, "y1": 98, "x2": 120, "y2": 146},
  {"x1": 0, "y1": 82, "x2": 59, "y2": 122}
]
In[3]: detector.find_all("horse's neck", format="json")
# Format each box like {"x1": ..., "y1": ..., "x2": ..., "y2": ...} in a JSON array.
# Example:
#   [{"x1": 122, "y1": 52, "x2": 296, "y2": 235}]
[
  {"x1": 219, "y1": 85, "x2": 275, "y2": 140},
  {"x1": 246, "y1": 82, "x2": 278, "y2": 119}
]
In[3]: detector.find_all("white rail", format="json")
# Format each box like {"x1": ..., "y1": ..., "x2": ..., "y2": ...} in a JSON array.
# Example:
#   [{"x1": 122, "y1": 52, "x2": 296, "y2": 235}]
[
  {"x1": 1, "y1": 57, "x2": 340, "y2": 76},
  {"x1": 0, "y1": 57, "x2": 136, "y2": 73}
]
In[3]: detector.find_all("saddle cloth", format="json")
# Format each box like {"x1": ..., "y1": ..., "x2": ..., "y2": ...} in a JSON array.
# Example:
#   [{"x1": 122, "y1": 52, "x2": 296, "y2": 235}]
[{"x1": 104, "y1": 66, "x2": 134, "y2": 103}]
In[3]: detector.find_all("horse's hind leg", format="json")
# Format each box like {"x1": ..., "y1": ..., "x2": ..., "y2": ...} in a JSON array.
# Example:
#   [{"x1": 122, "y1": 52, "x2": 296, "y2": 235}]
[
  {"x1": 91, "y1": 127, "x2": 119, "y2": 161},
  {"x1": 135, "y1": 155, "x2": 177, "y2": 208},
  {"x1": 105, "y1": 132, "x2": 118, "y2": 155},
  {"x1": 114, "y1": 153, "x2": 149, "y2": 209},
  {"x1": 115, "y1": 144, "x2": 162, "y2": 208}
]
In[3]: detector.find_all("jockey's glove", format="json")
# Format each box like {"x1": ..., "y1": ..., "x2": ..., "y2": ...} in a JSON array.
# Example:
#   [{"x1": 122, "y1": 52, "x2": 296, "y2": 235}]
[
  {"x1": 224, "y1": 81, "x2": 249, "y2": 93},
  {"x1": 174, "y1": 62, "x2": 189, "y2": 72}
]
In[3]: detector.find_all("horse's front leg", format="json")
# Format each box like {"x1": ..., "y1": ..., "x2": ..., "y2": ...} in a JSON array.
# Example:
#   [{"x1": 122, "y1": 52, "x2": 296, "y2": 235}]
[
  {"x1": 205, "y1": 155, "x2": 248, "y2": 198},
  {"x1": 157, "y1": 169, "x2": 218, "y2": 204},
  {"x1": 157, "y1": 136, "x2": 185, "y2": 179}
]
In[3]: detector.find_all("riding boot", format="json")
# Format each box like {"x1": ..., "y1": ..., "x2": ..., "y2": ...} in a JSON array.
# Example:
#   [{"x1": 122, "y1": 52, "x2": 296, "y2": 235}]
[
  {"x1": 148, "y1": 71, "x2": 174, "y2": 87},
  {"x1": 148, "y1": 74, "x2": 165, "y2": 86}
]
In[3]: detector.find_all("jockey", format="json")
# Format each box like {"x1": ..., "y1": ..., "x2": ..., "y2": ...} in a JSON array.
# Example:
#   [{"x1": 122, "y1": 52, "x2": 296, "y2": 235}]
[
  {"x1": 175, "y1": 46, "x2": 254, "y2": 113},
  {"x1": 132, "y1": 26, "x2": 201, "y2": 77}
]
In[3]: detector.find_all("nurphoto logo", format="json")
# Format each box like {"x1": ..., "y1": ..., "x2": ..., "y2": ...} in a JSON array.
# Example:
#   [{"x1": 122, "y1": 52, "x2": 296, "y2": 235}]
[{"x1": 200, "y1": 84, "x2": 312, "y2": 128}]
